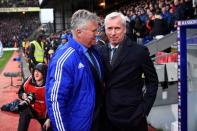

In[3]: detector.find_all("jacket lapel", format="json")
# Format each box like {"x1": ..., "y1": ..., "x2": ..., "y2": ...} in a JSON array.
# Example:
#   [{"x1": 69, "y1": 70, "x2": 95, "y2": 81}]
[
  {"x1": 92, "y1": 47, "x2": 104, "y2": 81},
  {"x1": 102, "y1": 45, "x2": 112, "y2": 70},
  {"x1": 111, "y1": 38, "x2": 132, "y2": 70}
]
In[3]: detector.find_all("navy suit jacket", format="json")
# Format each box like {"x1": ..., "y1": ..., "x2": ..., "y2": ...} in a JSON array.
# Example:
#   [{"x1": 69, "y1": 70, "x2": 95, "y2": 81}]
[{"x1": 98, "y1": 36, "x2": 158, "y2": 127}]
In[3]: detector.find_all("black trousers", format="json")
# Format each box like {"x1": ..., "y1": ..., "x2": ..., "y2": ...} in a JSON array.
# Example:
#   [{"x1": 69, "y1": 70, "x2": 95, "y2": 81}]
[
  {"x1": 18, "y1": 107, "x2": 52, "y2": 131},
  {"x1": 106, "y1": 117, "x2": 148, "y2": 131},
  {"x1": 91, "y1": 105, "x2": 110, "y2": 131}
]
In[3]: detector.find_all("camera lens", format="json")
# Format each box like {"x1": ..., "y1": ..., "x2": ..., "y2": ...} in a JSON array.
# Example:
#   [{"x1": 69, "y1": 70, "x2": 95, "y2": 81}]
[{"x1": 18, "y1": 93, "x2": 35, "y2": 111}]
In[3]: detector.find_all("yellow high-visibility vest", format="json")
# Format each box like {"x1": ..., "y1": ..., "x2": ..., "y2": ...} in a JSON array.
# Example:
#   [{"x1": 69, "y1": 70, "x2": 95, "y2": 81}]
[
  {"x1": 31, "y1": 40, "x2": 44, "y2": 63},
  {"x1": 22, "y1": 41, "x2": 26, "y2": 48}
]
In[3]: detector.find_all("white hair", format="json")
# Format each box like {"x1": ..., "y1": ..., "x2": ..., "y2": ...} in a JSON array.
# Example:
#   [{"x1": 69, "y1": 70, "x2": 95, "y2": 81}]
[
  {"x1": 71, "y1": 9, "x2": 99, "y2": 31},
  {"x1": 104, "y1": 12, "x2": 127, "y2": 27}
]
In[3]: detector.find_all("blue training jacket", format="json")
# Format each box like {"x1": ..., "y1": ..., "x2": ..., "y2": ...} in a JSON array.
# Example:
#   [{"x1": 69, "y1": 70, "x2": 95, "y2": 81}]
[{"x1": 46, "y1": 38, "x2": 97, "y2": 131}]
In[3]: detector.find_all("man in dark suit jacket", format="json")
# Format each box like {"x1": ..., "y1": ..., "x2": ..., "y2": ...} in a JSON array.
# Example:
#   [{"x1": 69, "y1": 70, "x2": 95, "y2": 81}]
[{"x1": 98, "y1": 12, "x2": 158, "y2": 131}]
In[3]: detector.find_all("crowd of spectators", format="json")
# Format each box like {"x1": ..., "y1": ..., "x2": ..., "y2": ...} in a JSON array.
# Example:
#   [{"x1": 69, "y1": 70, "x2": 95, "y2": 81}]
[
  {"x1": 25, "y1": 0, "x2": 197, "y2": 64},
  {"x1": 0, "y1": 13, "x2": 40, "y2": 47},
  {"x1": 108, "y1": 0, "x2": 196, "y2": 44},
  {"x1": 1, "y1": 0, "x2": 197, "y2": 48},
  {"x1": 0, "y1": 0, "x2": 39, "y2": 7}
]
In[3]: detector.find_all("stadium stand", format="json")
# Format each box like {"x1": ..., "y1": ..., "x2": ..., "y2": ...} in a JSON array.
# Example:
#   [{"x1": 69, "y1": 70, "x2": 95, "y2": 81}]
[
  {"x1": 0, "y1": 0, "x2": 196, "y2": 130},
  {"x1": 0, "y1": 1, "x2": 42, "y2": 130},
  {"x1": 0, "y1": 0, "x2": 39, "y2": 7},
  {"x1": 0, "y1": 13, "x2": 40, "y2": 47},
  {"x1": 113, "y1": 0, "x2": 196, "y2": 45}
]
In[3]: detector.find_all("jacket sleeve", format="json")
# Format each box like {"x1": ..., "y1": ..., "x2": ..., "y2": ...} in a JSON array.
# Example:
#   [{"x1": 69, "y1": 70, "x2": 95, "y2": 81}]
[
  {"x1": 141, "y1": 46, "x2": 158, "y2": 116},
  {"x1": 18, "y1": 78, "x2": 28, "y2": 100},
  {"x1": 29, "y1": 43, "x2": 36, "y2": 64},
  {"x1": 45, "y1": 60, "x2": 73, "y2": 131},
  {"x1": 124, "y1": 46, "x2": 158, "y2": 126}
]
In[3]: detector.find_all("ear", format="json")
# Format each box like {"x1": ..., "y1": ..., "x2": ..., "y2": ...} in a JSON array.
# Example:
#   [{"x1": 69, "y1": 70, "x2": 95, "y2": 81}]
[
  {"x1": 124, "y1": 27, "x2": 127, "y2": 34},
  {"x1": 76, "y1": 29, "x2": 81, "y2": 34},
  {"x1": 75, "y1": 28, "x2": 82, "y2": 37}
]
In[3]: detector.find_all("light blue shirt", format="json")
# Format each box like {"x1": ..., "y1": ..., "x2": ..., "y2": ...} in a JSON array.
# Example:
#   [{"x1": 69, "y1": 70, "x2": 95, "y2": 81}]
[{"x1": 78, "y1": 43, "x2": 101, "y2": 78}]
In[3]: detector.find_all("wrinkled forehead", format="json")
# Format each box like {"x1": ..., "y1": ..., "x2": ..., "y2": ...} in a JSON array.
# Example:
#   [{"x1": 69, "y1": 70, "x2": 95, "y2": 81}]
[{"x1": 105, "y1": 16, "x2": 125, "y2": 28}]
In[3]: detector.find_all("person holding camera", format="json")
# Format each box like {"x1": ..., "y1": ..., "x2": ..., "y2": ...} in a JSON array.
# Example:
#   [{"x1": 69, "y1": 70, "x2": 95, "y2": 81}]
[{"x1": 17, "y1": 63, "x2": 52, "y2": 131}]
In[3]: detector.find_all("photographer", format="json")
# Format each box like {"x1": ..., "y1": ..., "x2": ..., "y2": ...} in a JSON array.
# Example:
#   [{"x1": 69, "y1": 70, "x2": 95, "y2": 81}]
[{"x1": 17, "y1": 63, "x2": 52, "y2": 131}]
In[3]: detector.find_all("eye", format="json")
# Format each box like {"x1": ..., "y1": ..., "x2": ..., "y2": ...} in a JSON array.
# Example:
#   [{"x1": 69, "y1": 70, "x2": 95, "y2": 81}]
[
  {"x1": 115, "y1": 27, "x2": 121, "y2": 32},
  {"x1": 107, "y1": 27, "x2": 113, "y2": 31}
]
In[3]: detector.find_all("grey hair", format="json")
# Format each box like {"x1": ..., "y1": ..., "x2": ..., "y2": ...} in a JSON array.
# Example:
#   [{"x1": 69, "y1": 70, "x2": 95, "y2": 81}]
[
  {"x1": 71, "y1": 9, "x2": 99, "y2": 31},
  {"x1": 104, "y1": 12, "x2": 126, "y2": 27}
]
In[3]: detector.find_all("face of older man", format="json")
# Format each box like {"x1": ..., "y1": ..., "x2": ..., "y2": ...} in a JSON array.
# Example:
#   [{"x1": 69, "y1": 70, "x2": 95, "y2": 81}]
[
  {"x1": 105, "y1": 16, "x2": 126, "y2": 46},
  {"x1": 77, "y1": 20, "x2": 98, "y2": 48}
]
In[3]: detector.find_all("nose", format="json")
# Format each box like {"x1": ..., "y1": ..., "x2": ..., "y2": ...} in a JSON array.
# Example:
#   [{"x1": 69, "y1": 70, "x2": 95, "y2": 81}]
[{"x1": 111, "y1": 29, "x2": 116, "y2": 35}]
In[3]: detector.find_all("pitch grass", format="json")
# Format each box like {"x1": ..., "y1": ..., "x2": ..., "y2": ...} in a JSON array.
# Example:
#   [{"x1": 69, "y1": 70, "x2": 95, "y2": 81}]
[{"x1": 0, "y1": 51, "x2": 14, "y2": 74}]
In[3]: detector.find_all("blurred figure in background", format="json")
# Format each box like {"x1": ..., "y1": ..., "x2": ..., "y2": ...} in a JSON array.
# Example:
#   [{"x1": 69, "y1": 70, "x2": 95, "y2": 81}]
[
  {"x1": 0, "y1": 39, "x2": 3, "y2": 58},
  {"x1": 29, "y1": 34, "x2": 46, "y2": 73},
  {"x1": 57, "y1": 34, "x2": 68, "y2": 50},
  {"x1": 133, "y1": 16, "x2": 147, "y2": 45},
  {"x1": 96, "y1": 26, "x2": 108, "y2": 47}
]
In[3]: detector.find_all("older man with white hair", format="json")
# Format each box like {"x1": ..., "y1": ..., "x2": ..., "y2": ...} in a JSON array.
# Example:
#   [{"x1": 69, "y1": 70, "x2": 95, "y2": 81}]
[
  {"x1": 98, "y1": 12, "x2": 158, "y2": 131},
  {"x1": 46, "y1": 9, "x2": 104, "y2": 131}
]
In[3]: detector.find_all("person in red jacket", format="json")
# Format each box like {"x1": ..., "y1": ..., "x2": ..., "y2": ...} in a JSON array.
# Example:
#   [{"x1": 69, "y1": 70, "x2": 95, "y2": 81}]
[{"x1": 17, "y1": 63, "x2": 52, "y2": 131}]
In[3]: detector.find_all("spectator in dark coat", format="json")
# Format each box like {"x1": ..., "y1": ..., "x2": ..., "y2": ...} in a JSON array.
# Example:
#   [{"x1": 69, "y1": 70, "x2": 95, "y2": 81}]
[
  {"x1": 133, "y1": 16, "x2": 147, "y2": 45},
  {"x1": 150, "y1": 9, "x2": 169, "y2": 39},
  {"x1": 184, "y1": 0, "x2": 194, "y2": 19},
  {"x1": 173, "y1": 0, "x2": 186, "y2": 21}
]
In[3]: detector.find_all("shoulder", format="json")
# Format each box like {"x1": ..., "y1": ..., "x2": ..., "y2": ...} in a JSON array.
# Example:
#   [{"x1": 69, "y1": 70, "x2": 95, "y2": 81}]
[
  {"x1": 126, "y1": 38, "x2": 149, "y2": 54},
  {"x1": 135, "y1": 45, "x2": 150, "y2": 58},
  {"x1": 50, "y1": 44, "x2": 81, "y2": 70},
  {"x1": 23, "y1": 76, "x2": 34, "y2": 86},
  {"x1": 53, "y1": 46, "x2": 76, "y2": 62},
  {"x1": 30, "y1": 42, "x2": 35, "y2": 47},
  {"x1": 30, "y1": 40, "x2": 37, "y2": 45},
  {"x1": 132, "y1": 43, "x2": 149, "y2": 53},
  {"x1": 22, "y1": 77, "x2": 30, "y2": 84},
  {"x1": 125, "y1": 37, "x2": 139, "y2": 49},
  {"x1": 95, "y1": 43, "x2": 108, "y2": 55}
]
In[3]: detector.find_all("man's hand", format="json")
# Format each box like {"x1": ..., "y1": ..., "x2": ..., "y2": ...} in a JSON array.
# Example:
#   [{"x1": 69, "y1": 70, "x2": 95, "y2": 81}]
[
  {"x1": 43, "y1": 118, "x2": 51, "y2": 130},
  {"x1": 22, "y1": 93, "x2": 28, "y2": 100}
]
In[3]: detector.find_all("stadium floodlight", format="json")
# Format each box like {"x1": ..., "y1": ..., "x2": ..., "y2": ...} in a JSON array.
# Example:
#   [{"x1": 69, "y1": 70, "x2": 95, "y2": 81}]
[{"x1": 99, "y1": 0, "x2": 105, "y2": 8}]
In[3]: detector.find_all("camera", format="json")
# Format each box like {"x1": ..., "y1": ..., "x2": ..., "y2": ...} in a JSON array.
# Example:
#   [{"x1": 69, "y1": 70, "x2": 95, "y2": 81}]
[{"x1": 18, "y1": 93, "x2": 36, "y2": 111}]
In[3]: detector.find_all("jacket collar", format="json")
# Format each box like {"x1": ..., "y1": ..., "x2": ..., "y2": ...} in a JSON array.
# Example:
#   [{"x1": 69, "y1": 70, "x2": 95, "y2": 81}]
[{"x1": 109, "y1": 36, "x2": 135, "y2": 70}]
